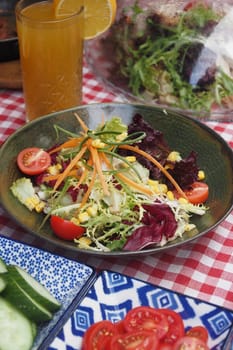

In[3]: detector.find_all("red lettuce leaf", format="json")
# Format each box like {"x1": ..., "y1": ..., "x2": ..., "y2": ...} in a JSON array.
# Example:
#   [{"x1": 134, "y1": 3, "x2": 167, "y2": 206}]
[
  {"x1": 167, "y1": 151, "x2": 199, "y2": 189},
  {"x1": 123, "y1": 202, "x2": 177, "y2": 251}
]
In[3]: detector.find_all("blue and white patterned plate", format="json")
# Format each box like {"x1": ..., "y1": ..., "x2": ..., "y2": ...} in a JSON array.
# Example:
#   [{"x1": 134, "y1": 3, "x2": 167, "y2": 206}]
[
  {"x1": 49, "y1": 270, "x2": 233, "y2": 350},
  {"x1": 0, "y1": 235, "x2": 95, "y2": 349}
]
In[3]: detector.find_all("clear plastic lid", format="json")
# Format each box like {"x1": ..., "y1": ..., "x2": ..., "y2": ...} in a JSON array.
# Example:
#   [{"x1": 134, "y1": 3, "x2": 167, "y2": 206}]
[{"x1": 85, "y1": 0, "x2": 233, "y2": 121}]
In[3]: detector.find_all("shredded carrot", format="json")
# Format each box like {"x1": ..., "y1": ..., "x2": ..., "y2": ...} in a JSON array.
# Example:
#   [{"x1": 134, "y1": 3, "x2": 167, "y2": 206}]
[
  {"x1": 117, "y1": 173, "x2": 154, "y2": 196},
  {"x1": 79, "y1": 167, "x2": 97, "y2": 209},
  {"x1": 49, "y1": 137, "x2": 83, "y2": 154},
  {"x1": 53, "y1": 145, "x2": 87, "y2": 191},
  {"x1": 89, "y1": 145, "x2": 110, "y2": 196},
  {"x1": 119, "y1": 144, "x2": 188, "y2": 199},
  {"x1": 65, "y1": 169, "x2": 82, "y2": 179},
  {"x1": 43, "y1": 173, "x2": 61, "y2": 182},
  {"x1": 43, "y1": 168, "x2": 82, "y2": 183},
  {"x1": 74, "y1": 113, "x2": 89, "y2": 133},
  {"x1": 74, "y1": 169, "x2": 87, "y2": 190},
  {"x1": 98, "y1": 151, "x2": 110, "y2": 169},
  {"x1": 74, "y1": 157, "x2": 93, "y2": 190},
  {"x1": 48, "y1": 113, "x2": 186, "y2": 206},
  {"x1": 100, "y1": 151, "x2": 154, "y2": 196}
]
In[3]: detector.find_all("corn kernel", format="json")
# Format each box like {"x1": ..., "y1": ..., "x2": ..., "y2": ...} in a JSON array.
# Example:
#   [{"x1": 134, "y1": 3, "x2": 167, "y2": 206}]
[
  {"x1": 148, "y1": 179, "x2": 168, "y2": 194},
  {"x1": 24, "y1": 196, "x2": 42, "y2": 211},
  {"x1": 92, "y1": 139, "x2": 106, "y2": 148},
  {"x1": 35, "y1": 202, "x2": 45, "y2": 213},
  {"x1": 71, "y1": 217, "x2": 80, "y2": 226},
  {"x1": 25, "y1": 197, "x2": 39, "y2": 206},
  {"x1": 198, "y1": 170, "x2": 205, "y2": 180},
  {"x1": 167, "y1": 151, "x2": 181, "y2": 162},
  {"x1": 78, "y1": 236, "x2": 92, "y2": 246},
  {"x1": 185, "y1": 224, "x2": 195, "y2": 231},
  {"x1": 87, "y1": 205, "x2": 98, "y2": 217},
  {"x1": 178, "y1": 197, "x2": 189, "y2": 204},
  {"x1": 125, "y1": 156, "x2": 136, "y2": 163},
  {"x1": 47, "y1": 164, "x2": 62, "y2": 175},
  {"x1": 150, "y1": 182, "x2": 160, "y2": 193},
  {"x1": 148, "y1": 179, "x2": 159, "y2": 186},
  {"x1": 167, "y1": 191, "x2": 175, "y2": 200},
  {"x1": 159, "y1": 184, "x2": 168, "y2": 193},
  {"x1": 78, "y1": 211, "x2": 89, "y2": 223}
]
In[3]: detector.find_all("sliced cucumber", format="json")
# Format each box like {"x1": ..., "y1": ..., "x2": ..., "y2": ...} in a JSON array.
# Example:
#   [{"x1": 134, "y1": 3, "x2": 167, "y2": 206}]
[
  {"x1": 7, "y1": 265, "x2": 61, "y2": 312},
  {"x1": 0, "y1": 272, "x2": 7, "y2": 293},
  {"x1": 0, "y1": 257, "x2": 7, "y2": 273},
  {"x1": 0, "y1": 296, "x2": 36, "y2": 350},
  {"x1": 3, "y1": 276, "x2": 53, "y2": 322},
  {"x1": 0, "y1": 258, "x2": 8, "y2": 292}
]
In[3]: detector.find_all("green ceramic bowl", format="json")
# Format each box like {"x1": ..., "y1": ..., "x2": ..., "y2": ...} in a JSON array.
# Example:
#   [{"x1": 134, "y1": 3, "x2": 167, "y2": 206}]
[{"x1": 0, "y1": 103, "x2": 232, "y2": 257}]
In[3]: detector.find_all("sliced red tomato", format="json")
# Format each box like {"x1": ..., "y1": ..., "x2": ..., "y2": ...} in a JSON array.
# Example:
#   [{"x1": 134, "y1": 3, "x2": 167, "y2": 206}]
[
  {"x1": 158, "y1": 309, "x2": 185, "y2": 349},
  {"x1": 159, "y1": 344, "x2": 175, "y2": 350},
  {"x1": 82, "y1": 320, "x2": 118, "y2": 350},
  {"x1": 50, "y1": 215, "x2": 85, "y2": 241},
  {"x1": 174, "y1": 182, "x2": 209, "y2": 204},
  {"x1": 173, "y1": 336, "x2": 210, "y2": 350},
  {"x1": 123, "y1": 306, "x2": 169, "y2": 340},
  {"x1": 186, "y1": 326, "x2": 209, "y2": 343},
  {"x1": 114, "y1": 320, "x2": 126, "y2": 334},
  {"x1": 17, "y1": 147, "x2": 51, "y2": 175},
  {"x1": 109, "y1": 330, "x2": 159, "y2": 350}
]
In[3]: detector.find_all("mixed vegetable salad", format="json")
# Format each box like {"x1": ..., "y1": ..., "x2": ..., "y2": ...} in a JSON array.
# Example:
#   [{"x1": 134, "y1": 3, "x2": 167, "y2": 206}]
[
  {"x1": 99, "y1": 1, "x2": 233, "y2": 113},
  {"x1": 81, "y1": 306, "x2": 210, "y2": 350},
  {"x1": 11, "y1": 113, "x2": 209, "y2": 252}
]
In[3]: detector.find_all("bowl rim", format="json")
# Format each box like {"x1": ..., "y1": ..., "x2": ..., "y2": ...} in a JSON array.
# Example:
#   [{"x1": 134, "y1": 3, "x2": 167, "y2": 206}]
[{"x1": 1, "y1": 102, "x2": 233, "y2": 257}]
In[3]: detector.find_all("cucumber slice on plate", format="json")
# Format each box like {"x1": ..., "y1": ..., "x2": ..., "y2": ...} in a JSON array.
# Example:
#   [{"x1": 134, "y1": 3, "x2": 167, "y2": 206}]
[
  {"x1": 7, "y1": 264, "x2": 61, "y2": 312},
  {"x1": 3, "y1": 276, "x2": 53, "y2": 322},
  {"x1": 0, "y1": 273, "x2": 7, "y2": 293},
  {"x1": 0, "y1": 258, "x2": 8, "y2": 292},
  {"x1": 0, "y1": 257, "x2": 7, "y2": 273},
  {"x1": 0, "y1": 296, "x2": 36, "y2": 350}
]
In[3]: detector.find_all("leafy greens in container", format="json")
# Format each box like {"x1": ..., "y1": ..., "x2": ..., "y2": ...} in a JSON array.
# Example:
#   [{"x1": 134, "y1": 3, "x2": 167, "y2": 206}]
[{"x1": 98, "y1": 1, "x2": 233, "y2": 113}]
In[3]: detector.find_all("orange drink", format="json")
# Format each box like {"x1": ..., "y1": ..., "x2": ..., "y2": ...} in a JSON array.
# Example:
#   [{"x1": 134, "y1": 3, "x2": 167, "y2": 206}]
[{"x1": 15, "y1": 0, "x2": 84, "y2": 121}]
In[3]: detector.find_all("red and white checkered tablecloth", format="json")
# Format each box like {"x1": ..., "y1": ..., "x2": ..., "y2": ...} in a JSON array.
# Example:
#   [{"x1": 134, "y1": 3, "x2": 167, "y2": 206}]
[{"x1": 0, "y1": 62, "x2": 233, "y2": 311}]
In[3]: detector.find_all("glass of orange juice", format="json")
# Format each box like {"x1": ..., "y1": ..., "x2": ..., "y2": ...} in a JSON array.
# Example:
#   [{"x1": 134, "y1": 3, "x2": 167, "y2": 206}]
[{"x1": 15, "y1": 0, "x2": 84, "y2": 122}]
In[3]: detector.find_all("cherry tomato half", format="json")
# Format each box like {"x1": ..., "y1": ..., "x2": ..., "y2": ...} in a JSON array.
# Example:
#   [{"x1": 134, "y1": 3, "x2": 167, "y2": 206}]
[
  {"x1": 50, "y1": 215, "x2": 85, "y2": 241},
  {"x1": 186, "y1": 326, "x2": 209, "y2": 344},
  {"x1": 114, "y1": 320, "x2": 126, "y2": 334},
  {"x1": 173, "y1": 336, "x2": 210, "y2": 350},
  {"x1": 82, "y1": 320, "x2": 118, "y2": 350},
  {"x1": 174, "y1": 182, "x2": 209, "y2": 204},
  {"x1": 158, "y1": 309, "x2": 185, "y2": 349},
  {"x1": 123, "y1": 306, "x2": 169, "y2": 340},
  {"x1": 109, "y1": 330, "x2": 159, "y2": 350},
  {"x1": 17, "y1": 147, "x2": 51, "y2": 175}
]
